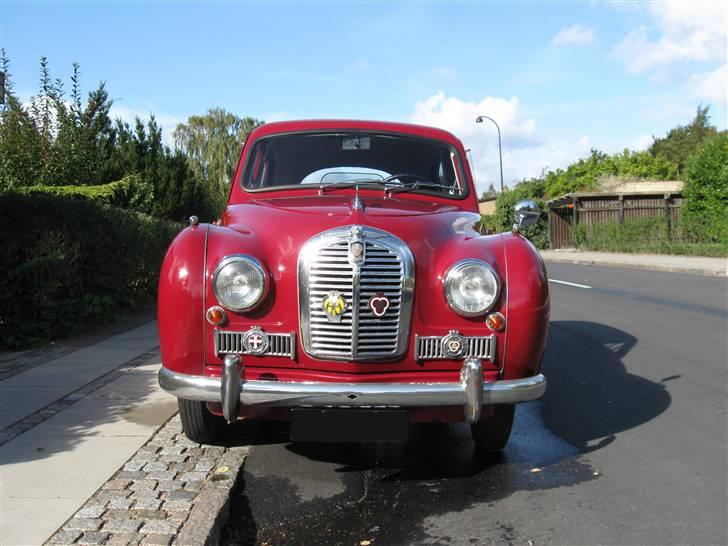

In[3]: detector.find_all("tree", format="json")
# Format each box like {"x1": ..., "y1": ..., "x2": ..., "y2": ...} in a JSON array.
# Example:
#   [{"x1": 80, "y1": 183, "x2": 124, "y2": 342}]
[
  {"x1": 173, "y1": 108, "x2": 262, "y2": 209},
  {"x1": 480, "y1": 183, "x2": 497, "y2": 201},
  {"x1": 682, "y1": 132, "x2": 728, "y2": 243},
  {"x1": 649, "y1": 105, "x2": 718, "y2": 175}
]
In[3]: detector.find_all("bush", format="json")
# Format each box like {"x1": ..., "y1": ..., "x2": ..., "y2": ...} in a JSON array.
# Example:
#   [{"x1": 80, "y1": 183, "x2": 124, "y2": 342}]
[
  {"x1": 572, "y1": 217, "x2": 728, "y2": 257},
  {"x1": 682, "y1": 132, "x2": 728, "y2": 243},
  {"x1": 0, "y1": 193, "x2": 180, "y2": 348},
  {"x1": 493, "y1": 181, "x2": 549, "y2": 249},
  {"x1": 12, "y1": 174, "x2": 154, "y2": 210}
]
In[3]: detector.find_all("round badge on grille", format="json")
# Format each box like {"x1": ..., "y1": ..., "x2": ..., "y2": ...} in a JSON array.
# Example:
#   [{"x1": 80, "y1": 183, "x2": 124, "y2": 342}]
[
  {"x1": 368, "y1": 292, "x2": 390, "y2": 317},
  {"x1": 243, "y1": 326, "x2": 269, "y2": 355},
  {"x1": 441, "y1": 330, "x2": 468, "y2": 359}
]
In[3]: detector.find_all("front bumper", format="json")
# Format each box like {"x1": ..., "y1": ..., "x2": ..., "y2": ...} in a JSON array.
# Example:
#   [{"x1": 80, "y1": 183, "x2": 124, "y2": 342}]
[{"x1": 158, "y1": 356, "x2": 547, "y2": 424}]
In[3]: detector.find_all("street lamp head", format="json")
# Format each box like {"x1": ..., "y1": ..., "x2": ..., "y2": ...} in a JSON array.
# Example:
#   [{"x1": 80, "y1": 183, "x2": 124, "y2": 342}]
[{"x1": 475, "y1": 116, "x2": 485, "y2": 123}]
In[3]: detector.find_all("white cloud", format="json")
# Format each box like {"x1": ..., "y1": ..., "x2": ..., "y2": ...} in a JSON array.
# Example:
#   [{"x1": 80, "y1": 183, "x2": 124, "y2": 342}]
[
  {"x1": 409, "y1": 92, "x2": 591, "y2": 193},
  {"x1": 612, "y1": 1, "x2": 727, "y2": 74},
  {"x1": 552, "y1": 24, "x2": 594, "y2": 46},
  {"x1": 688, "y1": 63, "x2": 727, "y2": 104}
]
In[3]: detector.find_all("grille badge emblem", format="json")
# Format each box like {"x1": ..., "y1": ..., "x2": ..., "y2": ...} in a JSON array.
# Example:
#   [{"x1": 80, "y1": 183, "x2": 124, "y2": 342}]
[
  {"x1": 322, "y1": 290, "x2": 347, "y2": 323},
  {"x1": 243, "y1": 326, "x2": 269, "y2": 355},
  {"x1": 441, "y1": 330, "x2": 468, "y2": 358},
  {"x1": 368, "y1": 293, "x2": 390, "y2": 317}
]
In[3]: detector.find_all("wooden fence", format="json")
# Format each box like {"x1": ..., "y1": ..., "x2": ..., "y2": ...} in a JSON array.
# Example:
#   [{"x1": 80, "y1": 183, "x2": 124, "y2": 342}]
[{"x1": 547, "y1": 191, "x2": 684, "y2": 249}]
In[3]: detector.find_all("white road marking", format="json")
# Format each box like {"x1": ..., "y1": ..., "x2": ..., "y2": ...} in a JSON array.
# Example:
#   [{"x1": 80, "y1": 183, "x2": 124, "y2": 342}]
[{"x1": 549, "y1": 278, "x2": 592, "y2": 289}]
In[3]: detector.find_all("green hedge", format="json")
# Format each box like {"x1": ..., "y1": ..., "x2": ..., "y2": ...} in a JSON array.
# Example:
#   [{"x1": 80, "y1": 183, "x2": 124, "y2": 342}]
[
  {"x1": 682, "y1": 132, "x2": 728, "y2": 243},
  {"x1": 0, "y1": 193, "x2": 180, "y2": 349},
  {"x1": 493, "y1": 185, "x2": 549, "y2": 249},
  {"x1": 13, "y1": 174, "x2": 155, "y2": 212},
  {"x1": 573, "y1": 217, "x2": 728, "y2": 257}
]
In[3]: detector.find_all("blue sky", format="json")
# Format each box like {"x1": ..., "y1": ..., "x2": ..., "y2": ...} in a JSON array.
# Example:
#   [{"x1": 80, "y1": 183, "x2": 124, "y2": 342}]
[{"x1": 2, "y1": 0, "x2": 726, "y2": 192}]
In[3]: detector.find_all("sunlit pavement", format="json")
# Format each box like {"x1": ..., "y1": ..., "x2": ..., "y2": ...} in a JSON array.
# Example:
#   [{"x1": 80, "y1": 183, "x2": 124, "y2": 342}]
[{"x1": 0, "y1": 323, "x2": 177, "y2": 546}]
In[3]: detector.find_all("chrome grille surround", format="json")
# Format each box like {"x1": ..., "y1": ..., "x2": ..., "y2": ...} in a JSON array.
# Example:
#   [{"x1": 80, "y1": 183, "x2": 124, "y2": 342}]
[
  {"x1": 298, "y1": 225, "x2": 415, "y2": 361},
  {"x1": 415, "y1": 334, "x2": 497, "y2": 361},
  {"x1": 215, "y1": 329, "x2": 296, "y2": 359}
]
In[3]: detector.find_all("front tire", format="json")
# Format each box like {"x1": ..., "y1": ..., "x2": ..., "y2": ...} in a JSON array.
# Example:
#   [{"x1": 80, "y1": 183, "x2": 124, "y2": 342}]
[
  {"x1": 471, "y1": 404, "x2": 515, "y2": 453},
  {"x1": 178, "y1": 398, "x2": 226, "y2": 444}
]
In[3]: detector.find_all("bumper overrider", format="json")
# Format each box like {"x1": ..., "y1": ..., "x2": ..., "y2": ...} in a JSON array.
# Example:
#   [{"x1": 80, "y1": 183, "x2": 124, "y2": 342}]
[{"x1": 158, "y1": 356, "x2": 547, "y2": 424}]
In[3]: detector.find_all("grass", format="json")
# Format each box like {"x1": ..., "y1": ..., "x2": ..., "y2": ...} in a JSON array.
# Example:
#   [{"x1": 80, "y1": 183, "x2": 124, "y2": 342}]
[{"x1": 572, "y1": 218, "x2": 728, "y2": 257}]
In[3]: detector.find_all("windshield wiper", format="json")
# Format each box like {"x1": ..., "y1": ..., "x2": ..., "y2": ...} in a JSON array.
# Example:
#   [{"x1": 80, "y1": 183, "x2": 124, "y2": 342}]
[
  {"x1": 319, "y1": 180, "x2": 384, "y2": 193},
  {"x1": 385, "y1": 181, "x2": 460, "y2": 196}
]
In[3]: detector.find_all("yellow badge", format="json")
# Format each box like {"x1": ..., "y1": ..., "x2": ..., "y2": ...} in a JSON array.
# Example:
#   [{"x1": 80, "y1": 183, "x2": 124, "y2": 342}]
[{"x1": 323, "y1": 290, "x2": 346, "y2": 323}]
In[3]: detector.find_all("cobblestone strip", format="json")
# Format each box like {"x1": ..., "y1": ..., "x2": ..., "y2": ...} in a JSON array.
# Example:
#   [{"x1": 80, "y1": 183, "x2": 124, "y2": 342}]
[
  {"x1": 0, "y1": 347, "x2": 160, "y2": 446},
  {"x1": 45, "y1": 414, "x2": 249, "y2": 546}
]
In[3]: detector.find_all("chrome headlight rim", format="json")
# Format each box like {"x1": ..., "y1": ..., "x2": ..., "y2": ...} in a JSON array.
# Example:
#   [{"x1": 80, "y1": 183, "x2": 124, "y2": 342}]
[
  {"x1": 212, "y1": 254, "x2": 268, "y2": 312},
  {"x1": 443, "y1": 258, "x2": 500, "y2": 317}
]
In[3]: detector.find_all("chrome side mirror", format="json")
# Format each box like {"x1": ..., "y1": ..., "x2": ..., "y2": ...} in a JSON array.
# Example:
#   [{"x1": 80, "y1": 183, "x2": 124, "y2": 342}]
[{"x1": 513, "y1": 200, "x2": 540, "y2": 232}]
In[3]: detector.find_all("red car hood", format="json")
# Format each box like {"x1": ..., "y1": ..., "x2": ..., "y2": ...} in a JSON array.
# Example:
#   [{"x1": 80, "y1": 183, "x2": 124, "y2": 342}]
[{"x1": 220, "y1": 194, "x2": 477, "y2": 246}]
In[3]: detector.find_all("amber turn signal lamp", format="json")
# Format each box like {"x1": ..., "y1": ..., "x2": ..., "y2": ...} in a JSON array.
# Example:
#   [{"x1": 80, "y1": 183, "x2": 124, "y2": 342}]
[
  {"x1": 485, "y1": 312, "x2": 505, "y2": 331},
  {"x1": 206, "y1": 306, "x2": 227, "y2": 326}
]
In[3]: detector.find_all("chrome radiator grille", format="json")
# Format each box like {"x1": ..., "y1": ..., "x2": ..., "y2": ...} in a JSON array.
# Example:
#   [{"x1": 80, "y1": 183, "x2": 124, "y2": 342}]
[
  {"x1": 414, "y1": 334, "x2": 496, "y2": 361},
  {"x1": 215, "y1": 330, "x2": 296, "y2": 359},
  {"x1": 299, "y1": 225, "x2": 414, "y2": 361}
]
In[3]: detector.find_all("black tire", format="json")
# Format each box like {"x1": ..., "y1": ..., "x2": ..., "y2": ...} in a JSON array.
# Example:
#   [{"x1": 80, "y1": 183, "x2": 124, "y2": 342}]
[
  {"x1": 178, "y1": 398, "x2": 226, "y2": 444},
  {"x1": 470, "y1": 404, "x2": 515, "y2": 453}
]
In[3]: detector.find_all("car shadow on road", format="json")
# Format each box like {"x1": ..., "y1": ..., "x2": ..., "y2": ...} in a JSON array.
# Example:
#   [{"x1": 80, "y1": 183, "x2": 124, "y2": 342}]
[
  {"x1": 223, "y1": 320, "x2": 673, "y2": 546},
  {"x1": 541, "y1": 320, "x2": 672, "y2": 454}
]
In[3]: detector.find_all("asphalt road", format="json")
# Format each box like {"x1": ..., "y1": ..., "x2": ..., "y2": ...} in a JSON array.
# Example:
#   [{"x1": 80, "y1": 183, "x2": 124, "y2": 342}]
[{"x1": 223, "y1": 263, "x2": 728, "y2": 546}]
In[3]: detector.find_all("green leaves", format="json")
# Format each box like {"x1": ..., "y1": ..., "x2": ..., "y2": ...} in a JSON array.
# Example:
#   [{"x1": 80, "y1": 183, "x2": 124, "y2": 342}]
[
  {"x1": 0, "y1": 193, "x2": 180, "y2": 349},
  {"x1": 172, "y1": 108, "x2": 263, "y2": 212},
  {"x1": 682, "y1": 132, "x2": 728, "y2": 243}
]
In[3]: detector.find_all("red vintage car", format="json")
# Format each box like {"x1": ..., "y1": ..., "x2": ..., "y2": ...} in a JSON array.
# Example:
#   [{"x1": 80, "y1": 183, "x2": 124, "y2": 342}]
[{"x1": 158, "y1": 119, "x2": 548, "y2": 452}]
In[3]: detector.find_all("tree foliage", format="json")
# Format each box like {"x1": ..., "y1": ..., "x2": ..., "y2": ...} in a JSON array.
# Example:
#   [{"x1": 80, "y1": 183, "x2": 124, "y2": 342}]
[
  {"x1": 541, "y1": 148, "x2": 678, "y2": 198},
  {"x1": 649, "y1": 105, "x2": 718, "y2": 175},
  {"x1": 0, "y1": 53, "x2": 215, "y2": 221},
  {"x1": 682, "y1": 132, "x2": 728, "y2": 243},
  {"x1": 492, "y1": 178, "x2": 549, "y2": 249},
  {"x1": 173, "y1": 108, "x2": 262, "y2": 209}
]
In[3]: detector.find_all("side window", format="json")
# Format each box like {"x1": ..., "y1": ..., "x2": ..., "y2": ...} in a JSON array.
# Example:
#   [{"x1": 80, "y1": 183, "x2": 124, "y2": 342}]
[{"x1": 247, "y1": 142, "x2": 272, "y2": 188}]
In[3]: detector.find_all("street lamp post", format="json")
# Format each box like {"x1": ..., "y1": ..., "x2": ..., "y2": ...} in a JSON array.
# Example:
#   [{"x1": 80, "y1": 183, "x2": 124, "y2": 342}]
[{"x1": 475, "y1": 115, "x2": 504, "y2": 193}]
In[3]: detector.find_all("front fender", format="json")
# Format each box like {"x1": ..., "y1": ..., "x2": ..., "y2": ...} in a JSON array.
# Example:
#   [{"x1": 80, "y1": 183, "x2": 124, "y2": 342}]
[
  {"x1": 502, "y1": 233, "x2": 550, "y2": 380},
  {"x1": 158, "y1": 224, "x2": 208, "y2": 374}
]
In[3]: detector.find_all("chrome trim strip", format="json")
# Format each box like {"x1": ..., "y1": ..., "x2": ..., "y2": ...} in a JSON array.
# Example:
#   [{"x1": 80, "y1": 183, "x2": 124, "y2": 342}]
[{"x1": 159, "y1": 367, "x2": 546, "y2": 408}]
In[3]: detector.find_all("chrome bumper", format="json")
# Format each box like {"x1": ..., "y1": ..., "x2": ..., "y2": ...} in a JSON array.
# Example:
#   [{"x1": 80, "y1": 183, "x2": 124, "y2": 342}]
[{"x1": 158, "y1": 356, "x2": 547, "y2": 424}]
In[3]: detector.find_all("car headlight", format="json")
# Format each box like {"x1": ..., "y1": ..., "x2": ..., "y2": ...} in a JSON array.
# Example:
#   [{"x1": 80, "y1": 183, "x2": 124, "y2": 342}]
[
  {"x1": 212, "y1": 255, "x2": 268, "y2": 312},
  {"x1": 443, "y1": 259, "x2": 500, "y2": 317}
]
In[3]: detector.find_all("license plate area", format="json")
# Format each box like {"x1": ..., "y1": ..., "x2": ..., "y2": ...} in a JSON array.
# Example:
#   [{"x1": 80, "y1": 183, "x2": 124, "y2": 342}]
[{"x1": 290, "y1": 409, "x2": 408, "y2": 442}]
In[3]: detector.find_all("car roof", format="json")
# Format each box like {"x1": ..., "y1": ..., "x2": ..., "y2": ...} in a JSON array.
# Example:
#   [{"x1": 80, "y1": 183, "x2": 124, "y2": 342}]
[{"x1": 247, "y1": 119, "x2": 464, "y2": 147}]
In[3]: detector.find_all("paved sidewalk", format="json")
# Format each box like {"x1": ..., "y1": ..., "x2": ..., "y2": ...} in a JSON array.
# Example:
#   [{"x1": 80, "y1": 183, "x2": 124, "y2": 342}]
[
  {"x1": 0, "y1": 322, "x2": 178, "y2": 546},
  {"x1": 540, "y1": 250, "x2": 727, "y2": 277}
]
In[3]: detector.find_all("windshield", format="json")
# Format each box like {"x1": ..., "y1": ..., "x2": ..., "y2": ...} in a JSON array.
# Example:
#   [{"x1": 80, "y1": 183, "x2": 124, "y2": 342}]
[{"x1": 241, "y1": 132, "x2": 467, "y2": 198}]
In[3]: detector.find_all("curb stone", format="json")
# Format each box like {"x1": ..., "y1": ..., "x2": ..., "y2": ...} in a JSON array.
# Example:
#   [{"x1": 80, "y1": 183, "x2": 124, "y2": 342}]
[
  {"x1": 175, "y1": 448, "x2": 249, "y2": 546},
  {"x1": 540, "y1": 252, "x2": 727, "y2": 277},
  {"x1": 45, "y1": 414, "x2": 249, "y2": 546}
]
